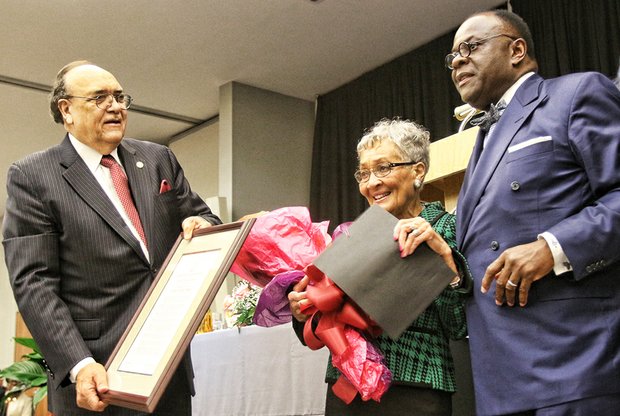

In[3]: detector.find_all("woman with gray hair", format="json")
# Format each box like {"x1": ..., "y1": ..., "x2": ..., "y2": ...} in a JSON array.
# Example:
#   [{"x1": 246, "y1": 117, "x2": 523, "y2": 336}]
[{"x1": 289, "y1": 118, "x2": 471, "y2": 415}]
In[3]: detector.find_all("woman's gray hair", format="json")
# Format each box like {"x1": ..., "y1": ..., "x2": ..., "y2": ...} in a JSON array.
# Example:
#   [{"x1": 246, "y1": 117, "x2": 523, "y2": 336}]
[
  {"x1": 357, "y1": 118, "x2": 431, "y2": 170},
  {"x1": 49, "y1": 60, "x2": 93, "y2": 124}
]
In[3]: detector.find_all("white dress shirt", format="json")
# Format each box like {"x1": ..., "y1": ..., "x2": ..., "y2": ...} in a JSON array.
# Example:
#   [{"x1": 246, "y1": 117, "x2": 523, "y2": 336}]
[{"x1": 67, "y1": 134, "x2": 150, "y2": 382}]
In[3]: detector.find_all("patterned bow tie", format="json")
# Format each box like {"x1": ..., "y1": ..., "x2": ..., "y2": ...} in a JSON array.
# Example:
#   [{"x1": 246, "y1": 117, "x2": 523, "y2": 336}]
[{"x1": 470, "y1": 100, "x2": 507, "y2": 133}]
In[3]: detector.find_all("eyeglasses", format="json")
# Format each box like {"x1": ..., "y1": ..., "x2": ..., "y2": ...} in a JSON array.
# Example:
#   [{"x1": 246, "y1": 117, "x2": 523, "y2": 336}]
[
  {"x1": 65, "y1": 93, "x2": 133, "y2": 110},
  {"x1": 445, "y1": 34, "x2": 518, "y2": 70},
  {"x1": 354, "y1": 161, "x2": 416, "y2": 183}
]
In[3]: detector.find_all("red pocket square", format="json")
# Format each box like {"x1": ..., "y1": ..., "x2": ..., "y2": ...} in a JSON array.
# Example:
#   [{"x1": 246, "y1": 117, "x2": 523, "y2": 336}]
[{"x1": 159, "y1": 179, "x2": 171, "y2": 194}]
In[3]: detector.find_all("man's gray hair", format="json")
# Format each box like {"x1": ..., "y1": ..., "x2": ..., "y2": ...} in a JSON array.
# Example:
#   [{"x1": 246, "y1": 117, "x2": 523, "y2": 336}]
[{"x1": 49, "y1": 60, "x2": 93, "y2": 124}]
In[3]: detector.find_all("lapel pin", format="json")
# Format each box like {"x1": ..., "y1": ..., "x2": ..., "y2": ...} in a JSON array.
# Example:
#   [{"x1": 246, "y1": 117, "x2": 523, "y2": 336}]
[{"x1": 136, "y1": 161, "x2": 144, "y2": 169}]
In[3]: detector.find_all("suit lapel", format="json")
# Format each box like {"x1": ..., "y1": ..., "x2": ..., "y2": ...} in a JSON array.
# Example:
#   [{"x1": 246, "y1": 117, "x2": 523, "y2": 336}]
[
  {"x1": 458, "y1": 74, "x2": 547, "y2": 247},
  {"x1": 457, "y1": 129, "x2": 484, "y2": 246},
  {"x1": 118, "y1": 142, "x2": 154, "y2": 262},
  {"x1": 59, "y1": 136, "x2": 149, "y2": 264}
]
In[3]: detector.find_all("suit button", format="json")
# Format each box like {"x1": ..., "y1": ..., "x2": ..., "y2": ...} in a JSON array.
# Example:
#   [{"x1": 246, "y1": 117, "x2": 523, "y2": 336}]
[
  {"x1": 490, "y1": 241, "x2": 500, "y2": 251},
  {"x1": 510, "y1": 181, "x2": 521, "y2": 191}
]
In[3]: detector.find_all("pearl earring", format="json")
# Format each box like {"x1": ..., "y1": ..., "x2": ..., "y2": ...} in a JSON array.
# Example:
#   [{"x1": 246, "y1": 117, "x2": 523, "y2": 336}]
[{"x1": 414, "y1": 179, "x2": 422, "y2": 189}]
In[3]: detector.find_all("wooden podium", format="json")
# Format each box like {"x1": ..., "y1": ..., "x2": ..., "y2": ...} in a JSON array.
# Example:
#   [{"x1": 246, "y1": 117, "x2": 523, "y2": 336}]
[{"x1": 420, "y1": 126, "x2": 478, "y2": 212}]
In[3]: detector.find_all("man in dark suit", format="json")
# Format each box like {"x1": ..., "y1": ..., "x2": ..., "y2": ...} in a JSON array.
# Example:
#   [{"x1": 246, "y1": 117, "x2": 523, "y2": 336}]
[
  {"x1": 448, "y1": 10, "x2": 620, "y2": 416},
  {"x1": 2, "y1": 61, "x2": 222, "y2": 415}
]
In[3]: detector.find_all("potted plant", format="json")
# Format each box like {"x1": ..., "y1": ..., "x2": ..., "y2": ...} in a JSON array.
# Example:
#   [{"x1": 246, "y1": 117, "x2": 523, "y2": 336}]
[{"x1": 0, "y1": 337, "x2": 47, "y2": 415}]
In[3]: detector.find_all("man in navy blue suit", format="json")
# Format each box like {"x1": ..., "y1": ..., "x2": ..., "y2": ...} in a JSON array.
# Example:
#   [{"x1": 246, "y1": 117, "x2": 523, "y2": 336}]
[{"x1": 448, "y1": 10, "x2": 620, "y2": 416}]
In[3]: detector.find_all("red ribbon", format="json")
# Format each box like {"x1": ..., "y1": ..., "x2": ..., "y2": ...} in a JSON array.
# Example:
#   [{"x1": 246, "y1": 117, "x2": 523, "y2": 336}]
[{"x1": 301, "y1": 264, "x2": 384, "y2": 403}]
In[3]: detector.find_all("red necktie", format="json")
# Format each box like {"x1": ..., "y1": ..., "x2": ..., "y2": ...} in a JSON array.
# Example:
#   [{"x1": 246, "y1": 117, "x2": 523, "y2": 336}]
[{"x1": 100, "y1": 155, "x2": 148, "y2": 248}]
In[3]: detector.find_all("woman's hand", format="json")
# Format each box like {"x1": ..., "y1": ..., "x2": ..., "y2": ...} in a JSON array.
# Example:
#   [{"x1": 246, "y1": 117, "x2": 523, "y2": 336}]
[
  {"x1": 393, "y1": 218, "x2": 458, "y2": 275},
  {"x1": 288, "y1": 275, "x2": 310, "y2": 322}
]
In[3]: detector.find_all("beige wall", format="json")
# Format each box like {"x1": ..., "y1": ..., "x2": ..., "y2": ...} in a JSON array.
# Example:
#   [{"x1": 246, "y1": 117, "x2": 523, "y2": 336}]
[
  {"x1": 220, "y1": 82, "x2": 315, "y2": 221},
  {"x1": 169, "y1": 121, "x2": 227, "y2": 221},
  {"x1": 169, "y1": 121, "x2": 219, "y2": 203}
]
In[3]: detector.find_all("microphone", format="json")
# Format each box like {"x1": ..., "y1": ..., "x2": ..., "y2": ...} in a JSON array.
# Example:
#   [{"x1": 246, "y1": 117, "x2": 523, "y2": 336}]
[{"x1": 454, "y1": 104, "x2": 482, "y2": 132}]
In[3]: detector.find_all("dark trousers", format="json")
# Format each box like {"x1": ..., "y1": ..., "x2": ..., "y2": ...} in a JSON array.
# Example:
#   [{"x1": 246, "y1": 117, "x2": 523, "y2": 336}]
[
  {"x1": 325, "y1": 383, "x2": 452, "y2": 416},
  {"x1": 505, "y1": 393, "x2": 620, "y2": 416}
]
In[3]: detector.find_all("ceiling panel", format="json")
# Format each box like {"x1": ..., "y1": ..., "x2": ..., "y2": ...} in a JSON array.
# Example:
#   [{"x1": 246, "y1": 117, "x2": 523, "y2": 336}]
[{"x1": 0, "y1": 0, "x2": 504, "y2": 215}]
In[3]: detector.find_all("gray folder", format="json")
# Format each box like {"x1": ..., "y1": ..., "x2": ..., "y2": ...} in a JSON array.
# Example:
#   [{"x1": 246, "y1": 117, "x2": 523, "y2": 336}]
[{"x1": 312, "y1": 205, "x2": 455, "y2": 339}]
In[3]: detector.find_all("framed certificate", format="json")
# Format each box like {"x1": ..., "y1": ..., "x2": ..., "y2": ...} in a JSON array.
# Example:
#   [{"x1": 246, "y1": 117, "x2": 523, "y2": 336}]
[{"x1": 102, "y1": 219, "x2": 255, "y2": 413}]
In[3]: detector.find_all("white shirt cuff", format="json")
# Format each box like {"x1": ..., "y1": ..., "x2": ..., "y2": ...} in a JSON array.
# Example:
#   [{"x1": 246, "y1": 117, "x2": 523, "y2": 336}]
[
  {"x1": 70, "y1": 357, "x2": 96, "y2": 383},
  {"x1": 538, "y1": 232, "x2": 573, "y2": 275}
]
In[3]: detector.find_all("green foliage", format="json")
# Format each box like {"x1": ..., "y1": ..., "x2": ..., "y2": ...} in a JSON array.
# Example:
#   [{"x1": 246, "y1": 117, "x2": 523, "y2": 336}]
[
  {"x1": 33, "y1": 385, "x2": 48, "y2": 408},
  {"x1": 234, "y1": 302, "x2": 256, "y2": 327},
  {"x1": 0, "y1": 337, "x2": 48, "y2": 411},
  {"x1": 0, "y1": 360, "x2": 47, "y2": 387},
  {"x1": 13, "y1": 337, "x2": 40, "y2": 353}
]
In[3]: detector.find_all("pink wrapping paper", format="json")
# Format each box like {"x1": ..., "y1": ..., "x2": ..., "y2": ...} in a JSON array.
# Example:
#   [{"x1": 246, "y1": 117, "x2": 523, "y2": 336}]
[
  {"x1": 231, "y1": 206, "x2": 331, "y2": 287},
  {"x1": 331, "y1": 328, "x2": 392, "y2": 402}
]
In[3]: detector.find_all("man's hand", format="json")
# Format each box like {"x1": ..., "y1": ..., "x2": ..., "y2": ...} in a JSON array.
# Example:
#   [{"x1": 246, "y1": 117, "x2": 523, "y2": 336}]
[
  {"x1": 482, "y1": 239, "x2": 554, "y2": 307},
  {"x1": 182, "y1": 216, "x2": 214, "y2": 240},
  {"x1": 75, "y1": 362, "x2": 109, "y2": 412}
]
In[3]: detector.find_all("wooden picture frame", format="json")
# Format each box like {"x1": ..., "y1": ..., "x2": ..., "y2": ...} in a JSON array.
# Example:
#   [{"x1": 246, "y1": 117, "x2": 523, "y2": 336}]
[{"x1": 102, "y1": 219, "x2": 255, "y2": 413}]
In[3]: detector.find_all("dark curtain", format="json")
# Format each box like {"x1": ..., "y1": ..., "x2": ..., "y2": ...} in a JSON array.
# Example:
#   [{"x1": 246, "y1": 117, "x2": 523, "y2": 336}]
[
  {"x1": 310, "y1": 0, "x2": 620, "y2": 228},
  {"x1": 513, "y1": 0, "x2": 620, "y2": 77}
]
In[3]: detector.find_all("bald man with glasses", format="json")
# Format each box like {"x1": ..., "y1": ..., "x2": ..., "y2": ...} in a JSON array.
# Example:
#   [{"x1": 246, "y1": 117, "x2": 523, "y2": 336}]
[{"x1": 3, "y1": 61, "x2": 221, "y2": 415}]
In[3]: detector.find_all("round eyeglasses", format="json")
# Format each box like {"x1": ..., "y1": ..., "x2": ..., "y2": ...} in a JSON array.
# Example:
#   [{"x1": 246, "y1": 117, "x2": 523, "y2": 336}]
[
  {"x1": 65, "y1": 93, "x2": 133, "y2": 110},
  {"x1": 354, "y1": 161, "x2": 416, "y2": 183},
  {"x1": 445, "y1": 34, "x2": 517, "y2": 70}
]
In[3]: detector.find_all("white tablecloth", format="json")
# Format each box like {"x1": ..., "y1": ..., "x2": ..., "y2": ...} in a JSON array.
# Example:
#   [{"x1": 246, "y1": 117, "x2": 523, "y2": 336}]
[{"x1": 191, "y1": 324, "x2": 330, "y2": 416}]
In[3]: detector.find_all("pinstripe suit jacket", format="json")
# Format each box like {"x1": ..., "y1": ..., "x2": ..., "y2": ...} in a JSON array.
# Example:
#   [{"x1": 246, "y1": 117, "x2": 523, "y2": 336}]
[{"x1": 2, "y1": 135, "x2": 221, "y2": 415}]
